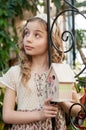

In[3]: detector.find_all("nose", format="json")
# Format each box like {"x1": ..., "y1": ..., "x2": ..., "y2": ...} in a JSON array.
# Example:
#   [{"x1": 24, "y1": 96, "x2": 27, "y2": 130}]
[{"x1": 26, "y1": 33, "x2": 33, "y2": 42}]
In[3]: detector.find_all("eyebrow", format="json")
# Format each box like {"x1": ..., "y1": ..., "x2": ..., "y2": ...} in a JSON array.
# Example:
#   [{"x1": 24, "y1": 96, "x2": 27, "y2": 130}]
[
  {"x1": 35, "y1": 30, "x2": 44, "y2": 33},
  {"x1": 24, "y1": 27, "x2": 45, "y2": 34}
]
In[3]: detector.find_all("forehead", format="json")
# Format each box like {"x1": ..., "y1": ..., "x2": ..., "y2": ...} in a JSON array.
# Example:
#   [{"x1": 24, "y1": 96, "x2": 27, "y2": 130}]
[{"x1": 25, "y1": 20, "x2": 47, "y2": 31}]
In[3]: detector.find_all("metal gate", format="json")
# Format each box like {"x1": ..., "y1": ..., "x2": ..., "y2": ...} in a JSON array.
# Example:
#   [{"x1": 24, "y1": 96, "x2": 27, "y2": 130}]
[{"x1": 46, "y1": 0, "x2": 86, "y2": 129}]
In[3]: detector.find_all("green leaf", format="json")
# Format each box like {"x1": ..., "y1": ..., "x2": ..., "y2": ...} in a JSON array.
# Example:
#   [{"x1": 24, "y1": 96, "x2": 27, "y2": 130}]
[{"x1": 52, "y1": 0, "x2": 61, "y2": 10}]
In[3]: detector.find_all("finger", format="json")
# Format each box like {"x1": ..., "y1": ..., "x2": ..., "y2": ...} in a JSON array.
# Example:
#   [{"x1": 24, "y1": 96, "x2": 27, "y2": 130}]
[
  {"x1": 44, "y1": 109, "x2": 57, "y2": 117},
  {"x1": 44, "y1": 98, "x2": 52, "y2": 105},
  {"x1": 43, "y1": 105, "x2": 58, "y2": 113}
]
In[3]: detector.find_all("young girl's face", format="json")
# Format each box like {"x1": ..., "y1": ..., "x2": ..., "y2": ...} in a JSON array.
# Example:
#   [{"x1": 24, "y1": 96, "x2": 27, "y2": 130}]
[{"x1": 23, "y1": 20, "x2": 48, "y2": 57}]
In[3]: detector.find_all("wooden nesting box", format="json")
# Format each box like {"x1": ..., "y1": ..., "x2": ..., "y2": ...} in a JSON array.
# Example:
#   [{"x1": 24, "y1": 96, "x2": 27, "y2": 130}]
[{"x1": 46, "y1": 63, "x2": 75, "y2": 102}]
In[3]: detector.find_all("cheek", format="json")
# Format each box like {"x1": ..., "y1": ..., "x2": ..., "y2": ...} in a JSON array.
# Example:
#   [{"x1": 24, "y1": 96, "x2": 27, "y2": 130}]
[
  {"x1": 45, "y1": 42, "x2": 48, "y2": 50},
  {"x1": 22, "y1": 39, "x2": 26, "y2": 50},
  {"x1": 23, "y1": 37, "x2": 26, "y2": 43},
  {"x1": 44, "y1": 39, "x2": 48, "y2": 49},
  {"x1": 42, "y1": 41, "x2": 48, "y2": 52}
]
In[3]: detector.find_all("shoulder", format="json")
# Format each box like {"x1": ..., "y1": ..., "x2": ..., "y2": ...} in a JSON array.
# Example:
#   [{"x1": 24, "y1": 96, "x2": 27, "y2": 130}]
[
  {"x1": 0, "y1": 65, "x2": 21, "y2": 90},
  {"x1": 9, "y1": 65, "x2": 21, "y2": 73},
  {"x1": 6, "y1": 64, "x2": 21, "y2": 83},
  {"x1": 4, "y1": 65, "x2": 21, "y2": 79}
]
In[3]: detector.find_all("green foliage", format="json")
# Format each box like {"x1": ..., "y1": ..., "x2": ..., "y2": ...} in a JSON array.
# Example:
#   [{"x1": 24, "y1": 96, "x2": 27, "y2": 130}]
[
  {"x1": 76, "y1": 29, "x2": 86, "y2": 46},
  {"x1": 78, "y1": 77, "x2": 86, "y2": 87},
  {"x1": 0, "y1": 87, "x2": 5, "y2": 130},
  {"x1": 0, "y1": 0, "x2": 36, "y2": 75},
  {"x1": 52, "y1": 0, "x2": 61, "y2": 11},
  {"x1": 0, "y1": 1, "x2": 36, "y2": 129},
  {"x1": 0, "y1": 0, "x2": 35, "y2": 18}
]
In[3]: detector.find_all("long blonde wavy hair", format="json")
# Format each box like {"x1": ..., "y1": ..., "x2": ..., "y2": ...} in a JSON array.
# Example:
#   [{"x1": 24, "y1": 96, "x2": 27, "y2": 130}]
[{"x1": 18, "y1": 17, "x2": 64, "y2": 85}]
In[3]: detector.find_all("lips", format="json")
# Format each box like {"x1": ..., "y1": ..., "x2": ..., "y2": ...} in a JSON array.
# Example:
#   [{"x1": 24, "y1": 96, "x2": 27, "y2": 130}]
[{"x1": 24, "y1": 45, "x2": 34, "y2": 50}]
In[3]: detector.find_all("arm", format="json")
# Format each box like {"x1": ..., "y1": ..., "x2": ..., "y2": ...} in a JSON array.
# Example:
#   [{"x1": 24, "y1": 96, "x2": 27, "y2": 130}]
[
  {"x1": 59, "y1": 89, "x2": 81, "y2": 116},
  {"x1": 3, "y1": 87, "x2": 43, "y2": 124},
  {"x1": 3, "y1": 87, "x2": 58, "y2": 124}
]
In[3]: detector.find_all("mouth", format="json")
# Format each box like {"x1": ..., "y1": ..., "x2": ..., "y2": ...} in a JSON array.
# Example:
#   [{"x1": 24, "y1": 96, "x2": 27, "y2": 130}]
[{"x1": 24, "y1": 45, "x2": 34, "y2": 50}]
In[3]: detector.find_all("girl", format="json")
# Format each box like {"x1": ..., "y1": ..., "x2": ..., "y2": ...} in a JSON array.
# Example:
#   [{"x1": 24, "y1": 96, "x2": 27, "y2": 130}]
[{"x1": 0, "y1": 13, "x2": 81, "y2": 130}]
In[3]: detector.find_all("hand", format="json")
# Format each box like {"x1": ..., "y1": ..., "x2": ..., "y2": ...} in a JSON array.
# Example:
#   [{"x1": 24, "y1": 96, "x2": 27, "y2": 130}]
[{"x1": 41, "y1": 98, "x2": 58, "y2": 120}]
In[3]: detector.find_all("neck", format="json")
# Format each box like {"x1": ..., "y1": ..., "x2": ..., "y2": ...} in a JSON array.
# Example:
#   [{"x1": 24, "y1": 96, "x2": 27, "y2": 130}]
[{"x1": 31, "y1": 55, "x2": 49, "y2": 73}]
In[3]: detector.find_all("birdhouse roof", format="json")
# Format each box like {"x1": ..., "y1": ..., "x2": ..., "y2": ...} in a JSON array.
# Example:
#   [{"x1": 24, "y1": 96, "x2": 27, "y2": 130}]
[{"x1": 47, "y1": 63, "x2": 75, "y2": 83}]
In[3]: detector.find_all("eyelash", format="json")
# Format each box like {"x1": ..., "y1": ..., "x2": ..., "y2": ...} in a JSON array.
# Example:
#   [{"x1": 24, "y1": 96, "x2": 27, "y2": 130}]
[
  {"x1": 24, "y1": 31, "x2": 41, "y2": 38},
  {"x1": 35, "y1": 33, "x2": 40, "y2": 38},
  {"x1": 24, "y1": 31, "x2": 29, "y2": 36}
]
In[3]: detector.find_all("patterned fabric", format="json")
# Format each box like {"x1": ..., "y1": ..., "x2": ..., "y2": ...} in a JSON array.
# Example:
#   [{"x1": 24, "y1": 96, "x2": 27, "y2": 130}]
[
  {"x1": 56, "y1": 106, "x2": 67, "y2": 130},
  {"x1": 0, "y1": 65, "x2": 67, "y2": 130},
  {"x1": 11, "y1": 118, "x2": 52, "y2": 130}
]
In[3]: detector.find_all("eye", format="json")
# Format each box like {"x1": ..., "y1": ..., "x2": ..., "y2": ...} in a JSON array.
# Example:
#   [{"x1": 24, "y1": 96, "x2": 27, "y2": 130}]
[
  {"x1": 35, "y1": 33, "x2": 40, "y2": 38},
  {"x1": 24, "y1": 30, "x2": 30, "y2": 37}
]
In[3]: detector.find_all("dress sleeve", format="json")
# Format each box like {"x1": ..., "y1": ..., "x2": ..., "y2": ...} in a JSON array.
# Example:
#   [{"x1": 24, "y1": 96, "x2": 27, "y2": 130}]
[{"x1": 0, "y1": 66, "x2": 18, "y2": 91}]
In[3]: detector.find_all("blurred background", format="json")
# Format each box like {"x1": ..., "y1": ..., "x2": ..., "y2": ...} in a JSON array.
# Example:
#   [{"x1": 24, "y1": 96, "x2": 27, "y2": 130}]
[{"x1": 0, "y1": 0, "x2": 86, "y2": 129}]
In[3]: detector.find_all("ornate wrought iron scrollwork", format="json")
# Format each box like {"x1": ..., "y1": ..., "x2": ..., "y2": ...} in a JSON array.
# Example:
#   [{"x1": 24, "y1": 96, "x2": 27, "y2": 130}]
[
  {"x1": 69, "y1": 103, "x2": 86, "y2": 130},
  {"x1": 46, "y1": 0, "x2": 86, "y2": 129},
  {"x1": 49, "y1": 1, "x2": 86, "y2": 77},
  {"x1": 50, "y1": 6, "x2": 86, "y2": 53},
  {"x1": 75, "y1": 66, "x2": 86, "y2": 78}
]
